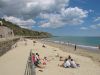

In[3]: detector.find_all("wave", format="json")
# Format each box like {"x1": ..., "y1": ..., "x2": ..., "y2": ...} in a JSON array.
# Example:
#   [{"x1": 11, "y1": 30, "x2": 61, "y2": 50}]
[
  {"x1": 76, "y1": 45, "x2": 98, "y2": 50},
  {"x1": 43, "y1": 39, "x2": 99, "y2": 51}
]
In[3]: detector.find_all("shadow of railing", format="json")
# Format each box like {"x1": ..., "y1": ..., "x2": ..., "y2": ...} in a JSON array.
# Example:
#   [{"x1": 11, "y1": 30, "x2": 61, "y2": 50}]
[{"x1": 24, "y1": 52, "x2": 36, "y2": 75}]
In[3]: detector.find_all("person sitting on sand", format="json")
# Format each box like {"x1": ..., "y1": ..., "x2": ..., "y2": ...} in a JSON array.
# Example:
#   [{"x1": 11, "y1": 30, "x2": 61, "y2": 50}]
[
  {"x1": 68, "y1": 55, "x2": 71, "y2": 60},
  {"x1": 31, "y1": 53, "x2": 40, "y2": 67},
  {"x1": 64, "y1": 59, "x2": 71, "y2": 68},
  {"x1": 59, "y1": 56, "x2": 63, "y2": 61},
  {"x1": 33, "y1": 41, "x2": 36, "y2": 46},
  {"x1": 42, "y1": 44, "x2": 46, "y2": 48},
  {"x1": 70, "y1": 59, "x2": 80, "y2": 68},
  {"x1": 42, "y1": 57, "x2": 48, "y2": 65},
  {"x1": 59, "y1": 56, "x2": 66, "y2": 61},
  {"x1": 31, "y1": 53, "x2": 45, "y2": 68},
  {"x1": 67, "y1": 55, "x2": 72, "y2": 62},
  {"x1": 35, "y1": 53, "x2": 41, "y2": 64},
  {"x1": 70, "y1": 59, "x2": 77, "y2": 68},
  {"x1": 33, "y1": 41, "x2": 36, "y2": 43},
  {"x1": 31, "y1": 53, "x2": 36, "y2": 63},
  {"x1": 31, "y1": 53, "x2": 36, "y2": 68}
]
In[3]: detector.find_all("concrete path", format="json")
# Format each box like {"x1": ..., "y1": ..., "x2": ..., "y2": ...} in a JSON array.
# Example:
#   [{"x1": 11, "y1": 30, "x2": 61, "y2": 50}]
[{"x1": 0, "y1": 39, "x2": 34, "y2": 75}]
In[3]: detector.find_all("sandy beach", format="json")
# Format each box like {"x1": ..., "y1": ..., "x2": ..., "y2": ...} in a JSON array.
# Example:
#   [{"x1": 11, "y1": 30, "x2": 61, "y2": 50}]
[
  {"x1": 0, "y1": 39, "x2": 100, "y2": 75},
  {"x1": 40, "y1": 40, "x2": 100, "y2": 65}
]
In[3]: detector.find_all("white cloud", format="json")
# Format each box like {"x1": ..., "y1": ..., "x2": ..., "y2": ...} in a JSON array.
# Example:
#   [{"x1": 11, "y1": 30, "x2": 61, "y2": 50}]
[
  {"x1": 90, "y1": 23, "x2": 100, "y2": 29},
  {"x1": 0, "y1": 0, "x2": 89, "y2": 29},
  {"x1": 90, "y1": 25, "x2": 97, "y2": 29},
  {"x1": 89, "y1": 9, "x2": 94, "y2": 13},
  {"x1": 0, "y1": 0, "x2": 69, "y2": 19},
  {"x1": 3, "y1": 16, "x2": 36, "y2": 29},
  {"x1": 80, "y1": 27, "x2": 88, "y2": 30},
  {"x1": 61, "y1": 7, "x2": 88, "y2": 25},
  {"x1": 39, "y1": 13, "x2": 64, "y2": 28},
  {"x1": 94, "y1": 17, "x2": 100, "y2": 22},
  {"x1": 39, "y1": 7, "x2": 88, "y2": 28},
  {"x1": 91, "y1": 16, "x2": 100, "y2": 29}
]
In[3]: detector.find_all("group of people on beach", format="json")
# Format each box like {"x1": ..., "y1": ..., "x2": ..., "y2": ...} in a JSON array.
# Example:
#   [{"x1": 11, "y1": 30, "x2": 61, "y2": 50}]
[
  {"x1": 59, "y1": 55, "x2": 80, "y2": 68},
  {"x1": 29, "y1": 52, "x2": 48, "y2": 69},
  {"x1": 30, "y1": 40, "x2": 79, "y2": 70}
]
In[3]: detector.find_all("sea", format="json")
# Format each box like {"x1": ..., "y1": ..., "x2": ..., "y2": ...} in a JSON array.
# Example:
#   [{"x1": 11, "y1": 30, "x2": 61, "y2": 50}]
[{"x1": 46, "y1": 36, "x2": 100, "y2": 50}]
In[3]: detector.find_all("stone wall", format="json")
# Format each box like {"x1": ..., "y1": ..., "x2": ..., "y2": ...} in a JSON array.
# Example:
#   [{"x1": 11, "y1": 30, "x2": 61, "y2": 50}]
[
  {"x1": 0, "y1": 26, "x2": 14, "y2": 38},
  {"x1": 0, "y1": 38, "x2": 19, "y2": 56}
]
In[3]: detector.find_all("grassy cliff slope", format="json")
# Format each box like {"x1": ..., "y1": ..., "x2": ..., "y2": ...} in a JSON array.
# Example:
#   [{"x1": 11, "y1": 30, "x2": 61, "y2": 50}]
[{"x1": 0, "y1": 19, "x2": 52, "y2": 38}]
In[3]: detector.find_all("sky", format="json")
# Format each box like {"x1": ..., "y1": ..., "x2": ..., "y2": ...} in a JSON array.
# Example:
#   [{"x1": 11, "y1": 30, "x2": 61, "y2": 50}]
[{"x1": 0, "y1": 0, "x2": 100, "y2": 36}]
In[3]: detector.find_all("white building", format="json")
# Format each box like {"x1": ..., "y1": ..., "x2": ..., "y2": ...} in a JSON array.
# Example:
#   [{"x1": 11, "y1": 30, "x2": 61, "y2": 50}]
[{"x1": 0, "y1": 21, "x2": 14, "y2": 38}]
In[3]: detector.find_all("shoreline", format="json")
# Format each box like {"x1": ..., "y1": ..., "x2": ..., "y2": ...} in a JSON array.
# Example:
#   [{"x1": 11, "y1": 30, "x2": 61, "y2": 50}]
[
  {"x1": 43, "y1": 39, "x2": 100, "y2": 50},
  {"x1": 39, "y1": 39, "x2": 100, "y2": 66},
  {"x1": 48, "y1": 36, "x2": 100, "y2": 48}
]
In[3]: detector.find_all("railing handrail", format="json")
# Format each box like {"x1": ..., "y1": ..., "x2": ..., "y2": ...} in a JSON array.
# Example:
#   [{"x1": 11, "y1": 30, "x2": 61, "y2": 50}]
[{"x1": 24, "y1": 50, "x2": 36, "y2": 75}]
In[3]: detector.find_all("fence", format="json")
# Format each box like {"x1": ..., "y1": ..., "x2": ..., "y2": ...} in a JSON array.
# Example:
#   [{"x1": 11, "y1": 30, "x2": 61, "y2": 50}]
[{"x1": 24, "y1": 50, "x2": 36, "y2": 75}]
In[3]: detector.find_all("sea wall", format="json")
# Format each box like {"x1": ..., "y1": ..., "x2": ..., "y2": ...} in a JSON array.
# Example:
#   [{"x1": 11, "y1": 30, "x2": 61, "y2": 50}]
[{"x1": 0, "y1": 38, "x2": 19, "y2": 56}]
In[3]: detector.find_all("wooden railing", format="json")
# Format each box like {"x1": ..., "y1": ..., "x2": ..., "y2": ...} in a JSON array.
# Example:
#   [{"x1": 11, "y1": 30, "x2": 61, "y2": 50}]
[{"x1": 24, "y1": 50, "x2": 36, "y2": 75}]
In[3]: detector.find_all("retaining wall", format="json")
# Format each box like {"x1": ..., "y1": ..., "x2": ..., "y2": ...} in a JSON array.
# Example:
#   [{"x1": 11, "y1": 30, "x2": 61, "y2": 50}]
[{"x1": 0, "y1": 38, "x2": 19, "y2": 56}]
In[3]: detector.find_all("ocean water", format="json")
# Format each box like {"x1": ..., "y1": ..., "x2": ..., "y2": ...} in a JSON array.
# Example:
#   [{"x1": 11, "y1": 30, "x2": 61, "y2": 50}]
[{"x1": 47, "y1": 36, "x2": 100, "y2": 50}]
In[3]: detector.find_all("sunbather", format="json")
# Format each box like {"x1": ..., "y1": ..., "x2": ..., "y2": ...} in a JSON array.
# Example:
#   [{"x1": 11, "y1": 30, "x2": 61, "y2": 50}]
[
  {"x1": 42, "y1": 57, "x2": 48, "y2": 65},
  {"x1": 68, "y1": 55, "x2": 71, "y2": 60},
  {"x1": 70, "y1": 59, "x2": 80, "y2": 68},
  {"x1": 63, "y1": 59, "x2": 71, "y2": 68},
  {"x1": 42, "y1": 44, "x2": 46, "y2": 48},
  {"x1": 59, "y1": 56, "x2": 65, "y2": 61},
  {"x1": 31, "y1": 53, "x2": 36, "y2": 68}
]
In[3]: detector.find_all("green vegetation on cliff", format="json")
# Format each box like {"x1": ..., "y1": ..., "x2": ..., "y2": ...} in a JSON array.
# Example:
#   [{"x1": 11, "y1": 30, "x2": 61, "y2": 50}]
[{"x1": 0, "y1": 18, "x2": 52, "y2": 37}]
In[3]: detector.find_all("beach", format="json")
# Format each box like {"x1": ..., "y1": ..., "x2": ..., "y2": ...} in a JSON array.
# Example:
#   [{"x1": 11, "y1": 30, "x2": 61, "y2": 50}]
[
  {"x1": 0, "y1": 39, "x2": 100, "y2": 75},
  {"x1": 40, "y1": 39, "x2": 100, "y2": 65}
]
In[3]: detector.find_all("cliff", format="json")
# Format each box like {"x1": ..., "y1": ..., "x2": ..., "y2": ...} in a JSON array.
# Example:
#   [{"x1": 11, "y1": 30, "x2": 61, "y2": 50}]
[{"x1": 0, "y1": 18, "x2": 52, "y2": 38}]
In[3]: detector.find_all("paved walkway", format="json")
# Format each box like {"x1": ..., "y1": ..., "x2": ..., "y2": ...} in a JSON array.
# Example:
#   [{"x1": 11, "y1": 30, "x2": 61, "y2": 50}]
[{"x1": 0, "y1": 39, "x2": 34, "y2": 75}]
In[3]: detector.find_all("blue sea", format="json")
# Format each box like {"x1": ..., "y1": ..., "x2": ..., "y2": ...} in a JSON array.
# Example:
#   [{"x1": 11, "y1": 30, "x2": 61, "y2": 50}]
[{"x1": 47, "y1": 36, "x2": 100, "y2": 50}]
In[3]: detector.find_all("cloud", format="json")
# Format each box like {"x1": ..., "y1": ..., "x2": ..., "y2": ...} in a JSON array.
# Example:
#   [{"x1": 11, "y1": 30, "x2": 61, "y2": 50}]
[
  {"x1": 3, "y1": 16, "x2": 36, "y2": 29},
  {"x1": 39, "y1": 7, "x2": 88, "y2": 28},
  {"x1": 94, "y1": 17, "x2": 100, "y2": 22},
  {"x1": 39, "y1": 13, "x2": 64, "y2": 28},
  {"x1": 90, "y1": 23, "x2": 100, "y2": 29},
  {"x1": 0, "y1": 0, "x2": 69, "y2": 19},
  {"x1": 80, "y1": 27, "x2": 88, "y2": 30},
  {"x1": 0, "y1": 0, "x2": 89, "y2": 29},
  {"x1": 90, "y1": 25, "x2": 97, "y2": 29},
  {"x1": 91, "y1": 16, "x2": 100, "y2": 29},
  {"x1": 61, "y1": 7, "x2": 88, "y2": 25}
]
